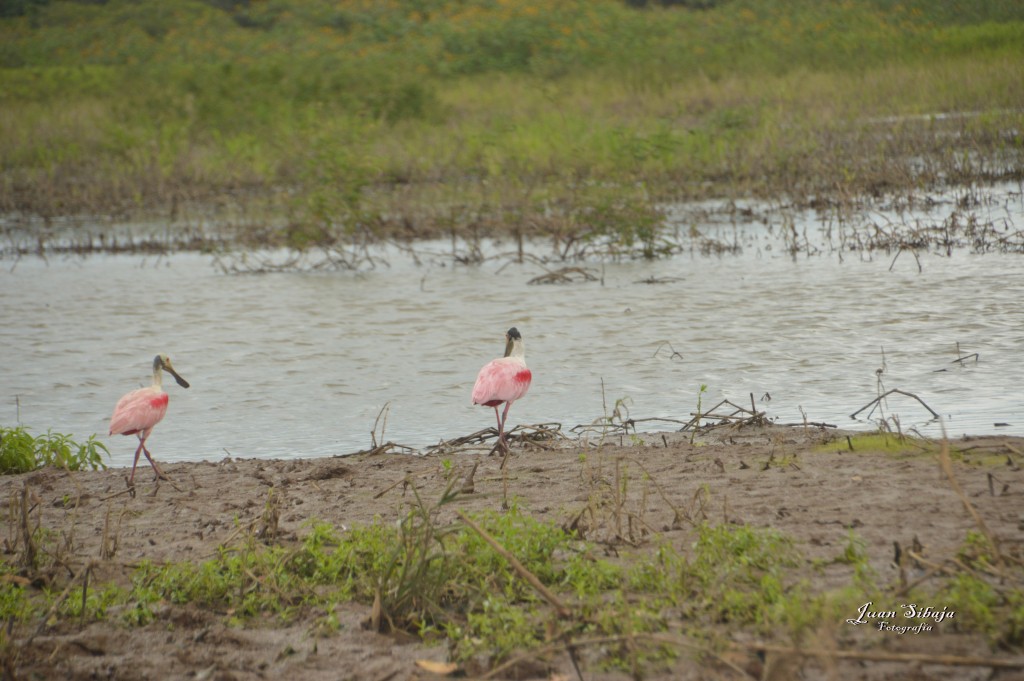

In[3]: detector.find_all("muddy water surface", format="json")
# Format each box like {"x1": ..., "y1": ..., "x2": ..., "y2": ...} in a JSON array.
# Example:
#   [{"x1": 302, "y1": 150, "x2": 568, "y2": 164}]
[{"x1": 2, "y1": 194, "x2": 1023, "y2": 468}]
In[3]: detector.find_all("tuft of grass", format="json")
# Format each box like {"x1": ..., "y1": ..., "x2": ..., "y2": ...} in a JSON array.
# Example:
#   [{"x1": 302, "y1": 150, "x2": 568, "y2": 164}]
[
  {"x1": 0, "y1": 565, "x2": 38, "y2": 626},
  {"x1": 681, "y1": 523, "x2": 801, "y2": 629},
  {"x1": 933, "y1": 567, "x2": 1024, "y2": 648},
  {"x1": 5, "y1": 477, "x2": 1021, "y2": 676},
  {"x1": 822, "y1": 433, "x2": 1012, "y2": 468},
  {"x1": 820, "y1": 432, "x2": 934, "y2": 456},
  {"x1": 0, "y1": 426, "x2": 108, "y2": 474}
]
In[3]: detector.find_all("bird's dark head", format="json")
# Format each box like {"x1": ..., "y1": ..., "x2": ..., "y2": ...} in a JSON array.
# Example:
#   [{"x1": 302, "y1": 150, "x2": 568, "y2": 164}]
[{"x1": 503, "y1": 327, "x2": 524, "y2": 358}]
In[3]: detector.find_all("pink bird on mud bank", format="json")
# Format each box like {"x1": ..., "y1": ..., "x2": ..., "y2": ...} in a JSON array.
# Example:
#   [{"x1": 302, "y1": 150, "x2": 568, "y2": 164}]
[
  {"x1": 472, "y1": 327, "x2": 531, "y2": 453},
  {"x1": 109, "y1": 354, "x2": 190, "y2": 484}
]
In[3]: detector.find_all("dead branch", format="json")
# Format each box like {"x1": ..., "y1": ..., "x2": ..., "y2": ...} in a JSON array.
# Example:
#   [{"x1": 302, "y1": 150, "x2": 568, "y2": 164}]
[
  {"x1": 850, "y1": 389, "x2": 940, "y2": 419},
  {"x1": 372, "y1": 475, "x2": 411, "y2": 500},
  {"x1": 527, "y1": 266, "x2": 598, "y2": 285},
  {"x1": 679, "y1": 398, "x2": 771, "y2": 433},
  {"x1": 652, "y1": 341, "x2": 684, "y2": 360},
  {"x1": 425, "y1": 423, "x2": 567, "y2": 456},
  {"x1": 348, "y1": 441, "x2": 418, "y2": 457}
]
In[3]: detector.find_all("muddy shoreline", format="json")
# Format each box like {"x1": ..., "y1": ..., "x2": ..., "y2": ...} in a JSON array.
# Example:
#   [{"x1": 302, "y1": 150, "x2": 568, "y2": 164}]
[{"x1": 4, "y1": 425, "x2": 1024, "y2": 680}]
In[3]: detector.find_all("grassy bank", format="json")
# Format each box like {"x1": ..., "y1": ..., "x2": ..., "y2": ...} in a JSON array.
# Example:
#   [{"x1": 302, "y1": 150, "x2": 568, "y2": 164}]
[
  {"x1": 1, "y1": 0, "x2": 1023, "y2": 249},
  {"x1": 2, "y1": 423, "x2": 1023, "y2": 677}
]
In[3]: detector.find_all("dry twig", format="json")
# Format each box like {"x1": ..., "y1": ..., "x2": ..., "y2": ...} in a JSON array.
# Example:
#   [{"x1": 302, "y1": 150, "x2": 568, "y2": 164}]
[{"x1": 850, "y1": 388, "x2": 940, "y2": 420}]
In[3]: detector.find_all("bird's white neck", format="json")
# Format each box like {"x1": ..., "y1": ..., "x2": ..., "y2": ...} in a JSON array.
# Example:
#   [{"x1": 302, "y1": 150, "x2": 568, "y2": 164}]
[
  {"x1": 151, "y1": 362, "x2": 164, "y2": 389},
  {"x1": 506, "y1": 338, "x2": 526, "y2": 361}
]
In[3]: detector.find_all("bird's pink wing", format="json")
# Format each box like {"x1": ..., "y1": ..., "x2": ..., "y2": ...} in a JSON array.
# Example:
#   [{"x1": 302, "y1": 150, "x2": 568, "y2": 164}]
[
  {"x1": 109, "y1": 387, "x2": 169, "y2": 437},
  {"x1": 472, "y1": 358, "x2": 531, "y2": 406}
]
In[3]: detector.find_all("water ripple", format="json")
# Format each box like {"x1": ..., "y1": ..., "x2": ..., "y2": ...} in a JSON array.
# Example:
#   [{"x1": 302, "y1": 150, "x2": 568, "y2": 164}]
[{"x1": 3, "y1": 201, "x2": 1024, "y2": 465}]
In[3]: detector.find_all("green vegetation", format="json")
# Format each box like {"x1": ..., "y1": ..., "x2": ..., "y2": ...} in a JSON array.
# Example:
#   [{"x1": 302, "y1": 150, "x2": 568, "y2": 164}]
[
  {"x1": 0, "y1": 426, "x2": 108, "y2": 473},
  {"x1": 11, "y1": 502, "x2": 833, "y2": 670},
  {"x1": 818, "y1": 432, "x2": 1015, "y2": 469},
  {"x1": 1, "y1": 475, "x2": 1022, "y2": 675},
  {"x1": 819, "y1": 432, "x2": 936, "y2": 455},
  {"x1": 1, "y1": 0, "x2": 1022, "y2": 253}
]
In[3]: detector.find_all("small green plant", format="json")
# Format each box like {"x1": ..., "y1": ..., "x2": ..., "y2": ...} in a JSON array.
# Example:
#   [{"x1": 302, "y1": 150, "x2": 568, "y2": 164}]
[
  {"x1": 684, "y1": 523, "x2": 800, "y2": 628},
  {"x1": 834, "y1": 530, "x2": 877, "y2": 592},
  {"x1": 450, "y1": 596, "x2": 542, "y2": 663},
  {"x1": 60, "y1": 583, "x2": 126, "y2": 622},
  {"x1": 940, "y1": 572, "x2": 999, "y2": 639},
  {"x1": 956, "y1": 530, "x2": 997, "y2": 568},
  {"x1": 690, "y1": 384, "x2": 708, "y2": 443},
  {"x1": 0, "y1": 426, "x2": 109, "y2": 474},
  {"x1": 0, "y1": 578, "x2": 36, "y2": 626},
  {"x1": 835, "y1": 530, "x2": 866, "y2": 565},
  {"x1": 931, "y1": 532, "x2": 1024, "y2": 647},
  {"x1": 123, "y1": 522, "x2": 375, "y2": 628}
]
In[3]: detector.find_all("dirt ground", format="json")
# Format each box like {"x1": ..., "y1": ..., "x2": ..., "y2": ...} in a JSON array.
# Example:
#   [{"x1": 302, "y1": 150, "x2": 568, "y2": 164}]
[{"x1": 4, "y1": 424, "x2": 1024, "y2": 681}]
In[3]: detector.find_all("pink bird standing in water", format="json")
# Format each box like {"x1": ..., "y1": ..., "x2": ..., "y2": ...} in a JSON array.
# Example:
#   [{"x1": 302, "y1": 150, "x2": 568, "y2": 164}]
[
  {"x1": 472, "y1": 328, "x2": 531, "y2": 453},
  {"x1": 109, "y1": 354, "x2": 190, "y2": 483}
]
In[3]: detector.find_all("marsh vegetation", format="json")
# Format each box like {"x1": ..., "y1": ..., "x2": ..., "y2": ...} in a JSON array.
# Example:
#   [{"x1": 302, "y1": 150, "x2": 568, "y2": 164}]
[
  {"x1": 1, "y1": 0, "x2": 1022, "y2": 258},
  {"x1": 3, "y1": 2, "x2": 1024, "y2": 678},
  {"x1": 1, "y1": 427, "x2": 1023, "y2": 679}
]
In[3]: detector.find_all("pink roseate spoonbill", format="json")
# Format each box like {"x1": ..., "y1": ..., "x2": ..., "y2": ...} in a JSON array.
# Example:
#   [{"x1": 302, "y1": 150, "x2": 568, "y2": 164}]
[
  {"x1": 109, "y1": 354, "x2": 190, "y2": 484},
  {"x1": 472, "y1": 327, "x2": 532, "y2": 453}
]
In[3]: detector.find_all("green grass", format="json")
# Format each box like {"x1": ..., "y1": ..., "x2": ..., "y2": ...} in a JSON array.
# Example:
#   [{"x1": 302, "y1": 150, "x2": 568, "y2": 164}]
[
  {"x1": 819, "y1": 432, "x2": 934, "y2": 455},
  {"x1": 102, "y1": 511, "x2": 820, "y2": 668},
  {"x1": 2, "y1": 484, "x2": 1022, "y2": 675},
  {"x1": 934, "y1": 533, "x2": 1024, "y2": 648},
  {"x1": 1, "y1": 0, "x2": 1022, "y2": 250},
  {"x1": 818, "y1": 433, "x2": 1014, "y2": 469},
  {"x1": 0, "y1": 426, "x2": 108, "y2": 474},
  {"x1": 2, "y1": 479, "x2": 838, "y2": 670}
]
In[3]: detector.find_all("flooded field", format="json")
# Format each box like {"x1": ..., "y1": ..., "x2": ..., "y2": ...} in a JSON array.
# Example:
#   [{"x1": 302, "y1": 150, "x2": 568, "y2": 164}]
[{"x1": 1, "y1": 184, "x2": 1022, "y2": 469}]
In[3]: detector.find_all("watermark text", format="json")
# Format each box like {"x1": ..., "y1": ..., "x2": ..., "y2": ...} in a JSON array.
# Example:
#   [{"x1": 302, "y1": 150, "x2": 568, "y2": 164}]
[{"x1": 845, "y1": 601, "x2": 954, "y2": 634}]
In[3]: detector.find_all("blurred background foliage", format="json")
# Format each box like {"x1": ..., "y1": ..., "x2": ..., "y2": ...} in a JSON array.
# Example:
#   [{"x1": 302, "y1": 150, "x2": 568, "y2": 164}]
[{"x1": 1, "y1": 0, "x2": 1022, "y2": 243}]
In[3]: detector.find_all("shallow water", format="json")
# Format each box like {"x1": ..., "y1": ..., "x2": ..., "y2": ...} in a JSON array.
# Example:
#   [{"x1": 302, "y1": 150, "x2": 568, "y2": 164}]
[{"x1": 2, "y1": 190, "x2": 1023, "y2": 468}]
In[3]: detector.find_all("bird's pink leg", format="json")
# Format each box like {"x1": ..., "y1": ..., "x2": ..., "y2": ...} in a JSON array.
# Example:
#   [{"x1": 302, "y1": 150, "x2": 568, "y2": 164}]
[
  {"x1": 129, "y1": 436, "x2": 166, "y2": 483},
  {"x1": 490, "y1": 405, "x2": 508, "y2": 454},
  {"x1": 129, "y1": 439, "x2": 145, "y2": 484},
  {"x1": 499, "y1": 401, "x2": 514, "y2": 452},
  {"x1": 140, "y1": 442, "x2": 167, "y2": 481}
]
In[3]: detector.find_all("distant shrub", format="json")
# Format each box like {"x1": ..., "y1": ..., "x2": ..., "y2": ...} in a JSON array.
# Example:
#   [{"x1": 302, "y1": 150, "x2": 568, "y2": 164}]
[
  {"x1": 0, "y1": 0, "x2": 50, "y2": 19},
  {"x1": 624, "y1": 0, "x2": 725, "y2": 8}
]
